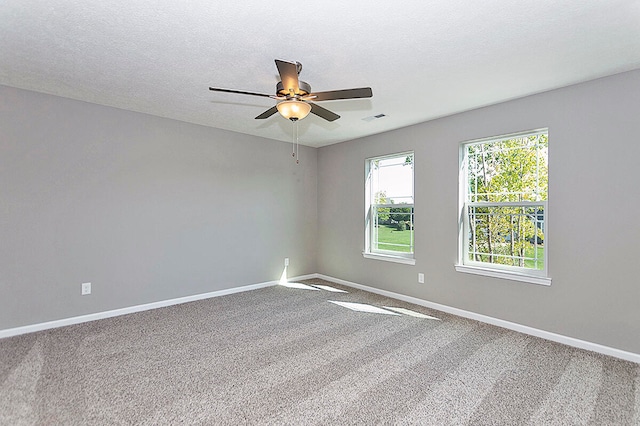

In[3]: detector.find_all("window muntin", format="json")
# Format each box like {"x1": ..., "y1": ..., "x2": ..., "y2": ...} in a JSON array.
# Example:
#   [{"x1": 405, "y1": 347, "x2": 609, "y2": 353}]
[
  {"x1": 366, "y1": 152, "x2": 414, "y2": 259},
  {"x1": 461, "y1": 130, "x2": 548, "y2": 277}
]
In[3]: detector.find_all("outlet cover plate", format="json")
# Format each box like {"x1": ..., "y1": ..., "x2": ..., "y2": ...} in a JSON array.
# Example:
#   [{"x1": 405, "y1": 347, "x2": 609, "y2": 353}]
[{"x1": 82, "y1": 282, "x2": 91, "y2": 295}]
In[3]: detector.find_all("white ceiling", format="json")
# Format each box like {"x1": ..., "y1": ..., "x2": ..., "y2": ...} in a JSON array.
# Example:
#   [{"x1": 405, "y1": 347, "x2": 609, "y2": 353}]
[{"x1": 2, "y1": 1, "x2": 639, "y2": 148}]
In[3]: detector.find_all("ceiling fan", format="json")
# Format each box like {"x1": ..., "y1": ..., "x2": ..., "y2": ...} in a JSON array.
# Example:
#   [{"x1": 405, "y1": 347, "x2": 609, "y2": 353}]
[{"x1": 209, "y1": 59, "x2": 373, "y2": 122}]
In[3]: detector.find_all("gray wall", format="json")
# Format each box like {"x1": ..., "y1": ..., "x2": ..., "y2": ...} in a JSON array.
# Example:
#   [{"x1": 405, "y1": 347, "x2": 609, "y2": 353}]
[
  {"x1": 1, "y1": 85, "x2": 318, "y2": 329},
  {"x1": 317, "y1": 70, "x2": 640, "y2": 354}
]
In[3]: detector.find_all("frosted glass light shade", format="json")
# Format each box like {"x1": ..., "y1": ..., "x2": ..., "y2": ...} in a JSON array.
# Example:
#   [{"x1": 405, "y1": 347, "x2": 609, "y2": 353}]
[{"x1": 277, "y1": 100, "x2": 311, "y2": 120}]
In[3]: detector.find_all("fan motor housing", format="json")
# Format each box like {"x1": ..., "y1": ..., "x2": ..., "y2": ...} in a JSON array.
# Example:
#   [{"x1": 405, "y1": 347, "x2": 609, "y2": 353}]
[{"x1": 277, "y1": 81, "x2": 311, "y2": 98}]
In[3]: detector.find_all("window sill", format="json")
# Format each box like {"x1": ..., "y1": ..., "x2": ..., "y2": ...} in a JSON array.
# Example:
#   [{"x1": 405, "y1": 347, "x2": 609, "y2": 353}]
[
  {"x1": 363, "y1": 252, "x2": 416, "y2": 265},
  {"x1": 454, "y1": 264, "x2": 551, "y2": 286}
]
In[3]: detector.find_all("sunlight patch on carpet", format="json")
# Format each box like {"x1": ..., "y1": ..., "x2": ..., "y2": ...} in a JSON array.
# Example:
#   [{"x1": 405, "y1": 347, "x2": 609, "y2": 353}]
[
  {"x1": 329, "y1": 301, "x2": 400, "y2": 315},
  {"x1": 383, "y1": 307, "x2": 441, "y2": 320},
  {"x1": 279, "y1": 282, "x2": 320, "y2": 291},
  {"x1": 311, "y1": 285, "x2": 348, "y2": 293}
]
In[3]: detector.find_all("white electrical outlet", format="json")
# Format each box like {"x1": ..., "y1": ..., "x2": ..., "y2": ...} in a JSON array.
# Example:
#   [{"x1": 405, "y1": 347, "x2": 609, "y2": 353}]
[
  {"x1": 81, "y1": 282, "x2": 91, "y2": 295},
  {"x1": 284, "y1": 258, "x2": 290, "y2": 267},
  {"x1": 418, "y1": 273, "x2": 425, "y2": 284}
]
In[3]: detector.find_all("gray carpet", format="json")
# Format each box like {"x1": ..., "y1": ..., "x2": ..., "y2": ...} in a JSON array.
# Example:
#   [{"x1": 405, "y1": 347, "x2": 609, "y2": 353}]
[{"x1": 1, "y1": 278, "x2": 639, "y2": 425}]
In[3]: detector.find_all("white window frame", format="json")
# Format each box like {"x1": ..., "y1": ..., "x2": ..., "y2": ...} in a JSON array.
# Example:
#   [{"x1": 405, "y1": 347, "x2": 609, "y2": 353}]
[
  {"x1": 456, "y1": 129, "x2": 551, "y2": 286},
  {"x1": 364, "y1": 151, "x2": 415, "y2": 265}
]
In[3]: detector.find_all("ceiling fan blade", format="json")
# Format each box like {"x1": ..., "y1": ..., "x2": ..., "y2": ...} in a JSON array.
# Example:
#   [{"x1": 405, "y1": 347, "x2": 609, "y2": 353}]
[
  {"x1": 307, "y1": 87, "x2": 373, "y2": 101},
  {"x1": 209, "y1": 87, "x2": 273, "y2": 98},
  {"x1": 308, "y1": 102, "x2": 340, "y2": 122},
  {"x1": 275, "y1": 60, "x2": 300, "y2": 95},
  {"x1": 255, "y1": 106, "x2": 278, "y2": 120}
]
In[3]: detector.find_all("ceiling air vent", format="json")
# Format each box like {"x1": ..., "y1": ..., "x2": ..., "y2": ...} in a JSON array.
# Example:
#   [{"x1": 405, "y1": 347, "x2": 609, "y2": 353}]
[{"x1": 362, "y1": 113, "x2": 387, "y2": 122}]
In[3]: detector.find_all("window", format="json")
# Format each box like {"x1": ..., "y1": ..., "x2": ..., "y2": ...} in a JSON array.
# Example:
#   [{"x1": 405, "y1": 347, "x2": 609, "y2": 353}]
[
  {"x1": 457, "y1": 130, "x2": 550, "y2": 285},
  {"x1": 365, "y1": 152, "x2": 414, "y2": 264}
]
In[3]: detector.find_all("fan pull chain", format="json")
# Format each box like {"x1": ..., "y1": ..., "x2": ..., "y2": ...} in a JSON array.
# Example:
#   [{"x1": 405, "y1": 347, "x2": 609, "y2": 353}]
[
  {"x1": 292, "y1": 120, "x2": 300, "y2": 164},
  {"x1": 292, "y1": 120, "x2": 296, "y2": 158}
]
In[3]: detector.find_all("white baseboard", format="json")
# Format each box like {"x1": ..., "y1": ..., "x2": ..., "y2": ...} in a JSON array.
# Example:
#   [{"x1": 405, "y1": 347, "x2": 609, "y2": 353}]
[
  {"x1": 313, "y1": 273, "x2": 640, "y2": 364},
  {"x1": 0, "y1": 279, "x2": 279, "y2": 339}
]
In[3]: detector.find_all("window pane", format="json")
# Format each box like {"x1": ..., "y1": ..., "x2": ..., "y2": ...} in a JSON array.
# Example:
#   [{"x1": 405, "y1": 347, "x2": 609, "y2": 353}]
[
  {"x1": 368, "y1": 152, "x2": 414, "y2": 258},
  {"x1": 373, "y1": 206, "x2": 414, "y2": 253},
  {"x1": 468, "y1": 205, "x2": 545, "y2": 270},
  {"x1": 373, "y1": 154, "x2": 414, "y2": 204},
  {"x1": 466, "y1": 133, "x2": 548, "y2": 203},
  {"x1": 460, "y1": 130, "x2": 548, "y2": 276}
]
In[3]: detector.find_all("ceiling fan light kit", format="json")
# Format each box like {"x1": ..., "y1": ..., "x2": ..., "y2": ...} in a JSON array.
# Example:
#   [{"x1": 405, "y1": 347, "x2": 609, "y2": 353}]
[{"x1": 276, "y1": 100, "x2": 311, "y2": 121}]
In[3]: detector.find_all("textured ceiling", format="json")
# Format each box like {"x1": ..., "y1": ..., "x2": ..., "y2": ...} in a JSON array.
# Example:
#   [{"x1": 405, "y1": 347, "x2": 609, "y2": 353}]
[{"x1": 2, "y1": 1, "x2": 640, "y2": 147}]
